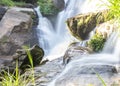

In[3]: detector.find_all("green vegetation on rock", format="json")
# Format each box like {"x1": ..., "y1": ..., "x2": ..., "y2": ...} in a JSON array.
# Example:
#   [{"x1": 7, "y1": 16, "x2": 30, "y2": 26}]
[
  {"x1": 88, "y1": 34, "x2": 106, "y2": 52},
  {"x1": 37, "y1": 0, "x2": 59, "y2": 16}
]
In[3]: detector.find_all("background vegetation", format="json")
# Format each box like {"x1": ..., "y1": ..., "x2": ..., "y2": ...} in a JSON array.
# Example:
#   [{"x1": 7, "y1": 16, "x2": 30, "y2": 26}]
[{"x1": 37, "y1": 0, "x2": 59, "y2": 15}]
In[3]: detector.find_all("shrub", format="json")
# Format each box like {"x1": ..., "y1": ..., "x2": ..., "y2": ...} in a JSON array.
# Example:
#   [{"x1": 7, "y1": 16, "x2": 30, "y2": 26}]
[
  {"x1": 37, "y1": 0, "x2": 59, "y2": 16},
  {"x1": 88, "y1": 34, "x2": 106, "y2": 52}
]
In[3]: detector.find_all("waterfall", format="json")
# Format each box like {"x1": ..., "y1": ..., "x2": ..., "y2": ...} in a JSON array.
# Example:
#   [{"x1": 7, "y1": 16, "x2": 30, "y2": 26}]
[
  {"x1": 47, "y1": 0, "x2": 120, "y2": 86},
  {"x1": 35, "y1": 0, "x2": 109, "y2": 61}
]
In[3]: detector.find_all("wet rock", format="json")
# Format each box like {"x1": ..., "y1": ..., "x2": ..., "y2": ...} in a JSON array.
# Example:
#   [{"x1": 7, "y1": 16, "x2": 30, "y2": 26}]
[
  {"x1": 63, "y1": 42, "x2": 93, "y2": 65},
  {"x1": 0, "y1": 7, "x2": 36, "y2": 56},
  {"x1": 49, "y1": 54, "x2": 120, "y2": 86},
  {"x1": 31, "y1": 58, "x2": 64, "y2": 86},
  {"x1": 66, "y1": 9, "x2": 111, "y2": 40}
]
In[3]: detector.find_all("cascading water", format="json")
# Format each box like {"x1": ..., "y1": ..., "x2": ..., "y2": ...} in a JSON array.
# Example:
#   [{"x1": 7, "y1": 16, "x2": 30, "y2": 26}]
[
  {"x1": 35, "y1": 0, "x2": 88, "y2": 60},
  {"x1": 45, "y1": 0, "x2": 120, "y2": 86}
]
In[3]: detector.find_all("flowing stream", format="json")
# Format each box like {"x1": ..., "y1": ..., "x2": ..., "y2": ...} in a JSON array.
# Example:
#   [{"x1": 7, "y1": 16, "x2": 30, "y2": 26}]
[{"x1": 35, "y1": 0, "x2": 120, "y2": 85}]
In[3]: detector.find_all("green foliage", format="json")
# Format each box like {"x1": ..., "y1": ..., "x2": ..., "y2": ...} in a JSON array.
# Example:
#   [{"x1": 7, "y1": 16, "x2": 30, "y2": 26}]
[
  {"x1": 88, "y1": 34, "x2": 106, "y2": 52},
  {"x1": 37, "y1": 0, "x2": 59, "y2": 15},
  {"x1": 107, "y1": 0, "x2": 120, "y2": 20},
  {"x1": 107, "y1": 0, "x2": 120, "y2": 28},
  {"x1": 0, "y1": 0, "x2": 15, "y2": 6}
]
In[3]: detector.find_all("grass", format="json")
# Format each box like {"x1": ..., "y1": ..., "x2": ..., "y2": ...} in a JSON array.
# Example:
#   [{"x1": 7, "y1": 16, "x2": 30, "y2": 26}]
[{"x1": 0, "y1": 46, "x2": 35, "y2": 86}]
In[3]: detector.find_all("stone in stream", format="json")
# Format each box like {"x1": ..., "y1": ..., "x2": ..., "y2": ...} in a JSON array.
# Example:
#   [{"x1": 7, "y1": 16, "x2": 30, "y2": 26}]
[{"x1": 63, "y1": 42, "x2": 93, "y2": 65}]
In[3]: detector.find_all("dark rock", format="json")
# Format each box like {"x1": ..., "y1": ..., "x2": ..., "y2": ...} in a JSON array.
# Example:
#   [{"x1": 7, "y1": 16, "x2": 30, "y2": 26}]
[
  {"x1": 12, "y1": 45, "x2": 44, "y2": 70},
  {"x1": 12, "y1": 0, "x2": 37, "y2": 5},
  {"x1": 66, "y1": 9, "x2": 110, "y2": 40},
  {"x1": 52, "y1": 0, "x2": 65, "y2": 11},
  {"x1": 0, "y1": 7, "x2": 7, "y2": 21}
]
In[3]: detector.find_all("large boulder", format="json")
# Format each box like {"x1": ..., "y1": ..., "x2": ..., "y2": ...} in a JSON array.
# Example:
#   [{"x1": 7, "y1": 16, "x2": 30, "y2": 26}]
[
  {"x1": 66, "y1": 9, "x2": 110, "y2": 40},
  {"x1": 0, "y1": 7, "x2": 36, "y2": 55}
]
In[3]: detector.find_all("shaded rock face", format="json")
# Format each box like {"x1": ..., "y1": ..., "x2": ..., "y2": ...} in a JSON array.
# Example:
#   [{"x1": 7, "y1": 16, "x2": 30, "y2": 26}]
[
  {"x1": 12, "y1": 45, "x2": 44, "y2": 70},
  {"x1": 0, "y1": 7, "x2": 7, "y2": 21},
  {"x1": 0, "y1": 8, "x2": 35, "y2": 55},
  {"x1": 66, "y1": 9, "x2": 110, "y2": 40},
  {"x1": 49, "y1": 54, "x2": 120, "y2": 86},
  {"x1": 63, "y1": 42, "x2": 93, "y2": 65},
  {"x1": 52, "y1": 0, "x2": 65, "y2": 11}
]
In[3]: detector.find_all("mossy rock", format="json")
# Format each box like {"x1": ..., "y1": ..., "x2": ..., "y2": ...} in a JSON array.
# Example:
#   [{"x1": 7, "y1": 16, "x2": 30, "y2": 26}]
[{"x1": 66, "y1": 9, "x2": 111, "y2": 40}]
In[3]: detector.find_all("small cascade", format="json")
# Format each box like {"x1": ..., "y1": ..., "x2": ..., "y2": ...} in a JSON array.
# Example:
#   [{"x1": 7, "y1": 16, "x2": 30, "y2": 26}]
[
  {"x1": 35, "y1": 7, "x2": 55, "y2": 54},
  {"x1": 103, "y1": 32, "x2": 119, "y2": 54}
]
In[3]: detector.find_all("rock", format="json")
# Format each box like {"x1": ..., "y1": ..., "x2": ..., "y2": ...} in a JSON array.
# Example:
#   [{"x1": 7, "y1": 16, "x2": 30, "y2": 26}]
[
  {"x1": 0, "y1": 7, "x2": 36, "y2": 55},
  {"x1": 63, "y1": 42, "x2": 93, "y2": 65},
  {"x1": 0, "y1": 7, "x2": 7, "y2": 21},
  {"x1": 12, "y1": 45, "x2": 44, "y2": 70},
  {"x1": 49, "y1": 54, "x2": 120, "y2": 86},
  {"x1": 52, "y1": 0, "x2": 65, "y2": 11},
  {"x1": 95, "y1": 20, "x2": 116, "y2": 39},
  {"x1": 12, "y1": 0, "x2": 37, "y2": 5},
  {"x1": 66, "y1": 9, "x2": 111, "y2": 40},
  {"x1": 33, "y1": 57, "x2": 64, "y2": 86},
  {"x1": 0, "y1": 45, "x2": 44, "y2": 74}
]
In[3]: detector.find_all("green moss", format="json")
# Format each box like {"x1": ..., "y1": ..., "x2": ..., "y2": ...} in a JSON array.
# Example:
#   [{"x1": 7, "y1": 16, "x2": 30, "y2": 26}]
[
  {"x1": 88, "y1": 34, "x2": 106, "y2": 52},
  {"x1": 37, "y1": 0, "x2": 59, "y2": 16}
]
